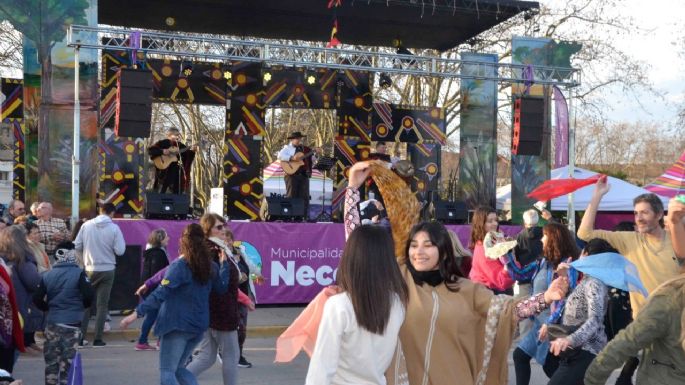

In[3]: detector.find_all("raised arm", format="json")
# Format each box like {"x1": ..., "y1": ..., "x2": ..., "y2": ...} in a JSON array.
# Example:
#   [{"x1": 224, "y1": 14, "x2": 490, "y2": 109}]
[
  {"x1": 667, "y1": 198, "x2": 685, "y2": 260},
  {"x1": 577, "y1": 177, "x2": 609, "y2": 241},
  {"x1": 344, "y1": 162, "x2": 371, "y2": 240}
]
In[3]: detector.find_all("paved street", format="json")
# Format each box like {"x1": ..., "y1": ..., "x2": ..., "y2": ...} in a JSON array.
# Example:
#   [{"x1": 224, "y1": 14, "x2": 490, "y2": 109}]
[{"x1": 12, "y1": 334, "x2": 622, "y2": 384}]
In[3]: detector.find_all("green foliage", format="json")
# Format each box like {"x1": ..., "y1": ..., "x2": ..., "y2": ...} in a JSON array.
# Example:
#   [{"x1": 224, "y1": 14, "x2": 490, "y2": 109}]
[{"x1": 0, "y1": 0, "x2": 89, "y2": 54}]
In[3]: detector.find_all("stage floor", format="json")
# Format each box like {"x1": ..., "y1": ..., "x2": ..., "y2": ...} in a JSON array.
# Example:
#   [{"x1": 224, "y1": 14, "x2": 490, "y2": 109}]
[{"x1": 113, "y1": 219, "x2": 522, "y2": 305}]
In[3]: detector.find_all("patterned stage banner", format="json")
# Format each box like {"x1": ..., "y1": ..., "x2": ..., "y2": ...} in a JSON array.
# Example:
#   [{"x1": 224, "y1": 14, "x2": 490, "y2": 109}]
[
  {"x1": 371, "y1": 103, "x2": 447, "y2": 145},
  {"x1": 459, "y1": 53, "x2": 499, "y2": 209},
  {"x1": 261, "y1": 67, "x2": 338, "y2": 109},
  {"x1": 1, "y1": 78, "x2": 25, "y2": 201},
  {"x1": 114, "y1": 219, "x2": 522, "y2": 304},
  {"x1": 225, "y1": 62, "x2": 264, "y2": 219}
]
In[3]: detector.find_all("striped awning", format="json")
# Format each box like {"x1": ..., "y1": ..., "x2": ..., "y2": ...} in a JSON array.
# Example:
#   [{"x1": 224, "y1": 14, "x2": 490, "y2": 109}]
[{"x1": 645, "y1": 151, "x2": 685, "y2": 198}]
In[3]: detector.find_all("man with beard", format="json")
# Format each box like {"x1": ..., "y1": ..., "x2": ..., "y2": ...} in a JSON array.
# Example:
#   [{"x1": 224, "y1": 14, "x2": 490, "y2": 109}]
[{"x1": 578, "y1": 178, "x2": 684, "y2": 385}]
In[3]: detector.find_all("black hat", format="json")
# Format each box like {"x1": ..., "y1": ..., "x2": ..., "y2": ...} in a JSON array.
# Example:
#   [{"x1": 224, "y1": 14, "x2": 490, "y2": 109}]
[{"x1": 287, "y1": 131, "x2": 306, "y2": 140}]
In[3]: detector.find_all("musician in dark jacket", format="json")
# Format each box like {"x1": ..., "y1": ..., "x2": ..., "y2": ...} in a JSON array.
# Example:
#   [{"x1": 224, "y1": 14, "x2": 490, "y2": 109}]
[
  {"x1": 135, "y1": 229, "x2": 170, "y2": 350},
  {"x1": 277, "y1": 131, "x2": 319, "y2": 220},
  {"x1": 148, "y1": 127, "x2": 196, "y2": 194}
]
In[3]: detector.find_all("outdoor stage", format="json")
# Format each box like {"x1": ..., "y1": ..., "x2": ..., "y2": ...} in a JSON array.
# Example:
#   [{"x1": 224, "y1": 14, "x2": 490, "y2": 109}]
[{"x1": 111, "y1": 219, "x2": 522, "y2": 307}]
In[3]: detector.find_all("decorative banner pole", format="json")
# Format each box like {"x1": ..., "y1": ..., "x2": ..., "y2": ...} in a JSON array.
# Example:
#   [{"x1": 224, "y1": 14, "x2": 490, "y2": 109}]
[
  {"x1": 72, "y1": 42, "x2": 81, "y2": 227},
  {"x1": 567, "y1": 86, "x2": 576, "y2": 233}
]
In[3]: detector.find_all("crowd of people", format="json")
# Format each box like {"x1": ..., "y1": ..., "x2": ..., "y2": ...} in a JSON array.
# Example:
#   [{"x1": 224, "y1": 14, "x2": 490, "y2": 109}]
[
  {"x1": 1, "y1": 163, "x2": 684, "y2": 385},
  {"x1": 0, "y1": 199, "x2": 263, "y2": 385},
  {"x1": 303, "y1": 161, "x2": 685, "y2": 385}
]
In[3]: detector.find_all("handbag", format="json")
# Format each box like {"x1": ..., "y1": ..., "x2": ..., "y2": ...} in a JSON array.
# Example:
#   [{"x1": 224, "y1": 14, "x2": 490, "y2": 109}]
[{"x1": 547, "y1": 323, "x2": 579, "y2": 341}]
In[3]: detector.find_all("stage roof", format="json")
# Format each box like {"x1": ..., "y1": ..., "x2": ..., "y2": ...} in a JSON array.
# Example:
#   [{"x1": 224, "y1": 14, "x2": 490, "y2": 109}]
[{"x1": 99, "y1": 0, "x2": 539, "y2": 51}]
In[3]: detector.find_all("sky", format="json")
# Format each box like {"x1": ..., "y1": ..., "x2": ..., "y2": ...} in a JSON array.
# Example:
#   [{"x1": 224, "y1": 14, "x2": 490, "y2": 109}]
[{"x1": 577, "y1": 0, "x2": 685, "y2": 127}]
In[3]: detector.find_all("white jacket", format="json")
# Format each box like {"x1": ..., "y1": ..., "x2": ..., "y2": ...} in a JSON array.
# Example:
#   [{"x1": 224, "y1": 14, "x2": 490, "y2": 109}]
[{"x1": 74, "y1": 215, "x2": 126, "y2": 272}]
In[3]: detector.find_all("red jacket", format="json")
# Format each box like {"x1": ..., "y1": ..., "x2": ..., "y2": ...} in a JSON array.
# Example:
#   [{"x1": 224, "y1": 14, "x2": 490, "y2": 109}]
[
  {"x1": 207, "y1": 241, "x2": 240, "y2": 331},
  {"x1": 468, "y1": 242, "x2": 514, "y2": 292}
]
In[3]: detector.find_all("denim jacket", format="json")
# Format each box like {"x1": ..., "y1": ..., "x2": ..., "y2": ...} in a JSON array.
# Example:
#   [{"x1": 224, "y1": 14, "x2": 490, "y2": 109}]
[{"x1": 137, "y1": 257, "x2": 229, "y2": 337}]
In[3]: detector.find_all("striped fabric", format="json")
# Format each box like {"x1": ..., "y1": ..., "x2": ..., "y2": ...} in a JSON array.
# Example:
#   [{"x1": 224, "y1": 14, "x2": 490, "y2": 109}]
[{"x1": 645, "y1": 151, "x2": 685, "y2": 198}]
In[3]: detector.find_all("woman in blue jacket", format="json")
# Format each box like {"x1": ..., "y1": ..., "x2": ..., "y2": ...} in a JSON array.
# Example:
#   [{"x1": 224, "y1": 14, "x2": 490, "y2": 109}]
[{"x1": 121, "y1": 224, "x2": 229, "y2": 385}]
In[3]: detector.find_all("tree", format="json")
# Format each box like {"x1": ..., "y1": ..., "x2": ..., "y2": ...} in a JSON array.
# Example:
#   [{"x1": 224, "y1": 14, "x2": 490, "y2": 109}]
[{"x1": 0, "y1": 20, "x2": 22, "y2": 77}]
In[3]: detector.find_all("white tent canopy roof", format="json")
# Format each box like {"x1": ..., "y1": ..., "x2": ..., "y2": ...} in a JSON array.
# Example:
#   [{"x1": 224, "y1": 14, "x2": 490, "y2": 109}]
[{"x1": 497, "y1": 166, "x2": 669, "y2": 212}]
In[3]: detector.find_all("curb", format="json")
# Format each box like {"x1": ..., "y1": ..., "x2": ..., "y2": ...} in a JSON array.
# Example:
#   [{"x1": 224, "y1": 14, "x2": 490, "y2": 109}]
[{"x1": 77, "y1": 325, "x2": 288, "y2": 341}]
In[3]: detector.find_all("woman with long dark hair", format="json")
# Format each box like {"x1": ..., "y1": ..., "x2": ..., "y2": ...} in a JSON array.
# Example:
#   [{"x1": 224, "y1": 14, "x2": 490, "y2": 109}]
[
  {"x1": 120, "y1": 223, "x2": 229, "y2": 385},
  {"x1": 345, "y1": 161, "x2": 570, "y2": 385},
  {"x1": 135, "y1": 228, "x2": 170, "y2": 351},
  {"x1": 0, "y1": 226, "x2": 42, "y2": 354},
  {"x1": 305, "y1": 225, "x2": 408, "y2": 385},
  {"x1": 513, "y1": 222, "x2": 580, "y2": 385},
  {"x1": 185, "y1": 214, "x2": 241, "y2": 385},
  {"x1": 469, "y1": 206, "x2": 515, "y2": 295}
]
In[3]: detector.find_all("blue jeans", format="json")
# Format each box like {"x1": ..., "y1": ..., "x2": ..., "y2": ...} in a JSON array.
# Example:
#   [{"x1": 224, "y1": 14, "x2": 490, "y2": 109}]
[
  {"x1": 159, "y1": 331, "x2": 203, "y2": 385},
  {"x1": 138, "y1": 307, "x2": 159, "y2": 344}
]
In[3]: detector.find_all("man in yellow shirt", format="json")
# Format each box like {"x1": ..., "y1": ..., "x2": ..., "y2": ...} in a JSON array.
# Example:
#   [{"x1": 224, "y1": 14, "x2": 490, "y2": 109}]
[{"x1": 578, "y1": 178, "x2": 685, "y2": 385}]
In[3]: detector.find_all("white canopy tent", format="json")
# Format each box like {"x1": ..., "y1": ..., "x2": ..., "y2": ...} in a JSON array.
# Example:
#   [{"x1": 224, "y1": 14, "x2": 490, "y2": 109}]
[
  {"x1": 263, "y1": 161, "x2": 333, "y2": 205},
  {"x1": 496, "y1": 166, "x2": 669, "y2": 212}
]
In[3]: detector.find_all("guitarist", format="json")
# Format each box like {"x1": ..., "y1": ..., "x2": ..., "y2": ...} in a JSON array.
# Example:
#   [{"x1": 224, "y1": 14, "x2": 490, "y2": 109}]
[
  {"x1": 148, "y1": 127, "x2": 196, "y2": 194},
  {"x1": 277, "y1": 131, "x2": 320, "y2": 220}
]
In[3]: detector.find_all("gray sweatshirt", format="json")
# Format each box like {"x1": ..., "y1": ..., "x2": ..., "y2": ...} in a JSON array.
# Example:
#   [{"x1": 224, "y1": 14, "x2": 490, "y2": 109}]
[{"x1": 74, "y1": 215, "x2": 126, "y2": 272}]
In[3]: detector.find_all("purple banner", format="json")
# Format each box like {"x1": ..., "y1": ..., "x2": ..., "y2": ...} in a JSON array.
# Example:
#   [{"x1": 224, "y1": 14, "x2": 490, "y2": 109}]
[
  {"x1": 114, "y1": 220, "x2": 521, "y2": 304},
  {"x1": 553, "y1": 86, "x2": 569, "y2": 168}
]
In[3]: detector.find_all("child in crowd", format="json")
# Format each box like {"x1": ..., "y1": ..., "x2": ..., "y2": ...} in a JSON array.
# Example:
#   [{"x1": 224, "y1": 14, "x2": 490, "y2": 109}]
[{"x1": 33, "y1": 242, "x2": 93, "y2": 385}]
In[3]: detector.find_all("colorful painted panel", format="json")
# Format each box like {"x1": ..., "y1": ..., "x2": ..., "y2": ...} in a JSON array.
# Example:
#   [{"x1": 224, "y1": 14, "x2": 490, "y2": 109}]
[
  {"x1": 261, "y1": 67, "x2": 338, "y2": 109},
  {"x1": 510, "y1": 37, "x2": 578, "y2": 223},
  {"x1": 408, "y1": 142, "x2": 442, "y2": 200},
  {"x1": 0, "y1": 78, "x2": 25, "y2": 201},
  {"x1": 371, "y1": 103, "x2": 447, "y2": 145},
  {"x1": 223, "y1": 136, "x2": 263, "y2": 220},
  {"x1": 100, "y1": 49, "x2": 145, "y2": 216},
  {"x1": 459, "y1": 53, "x2": 498, "y2": 209},
  {"x1": 332, "y1": 135, "x2": 371, "y2": 209},
  {"x1": 5, "y1": 0, "x2": 100, "y2": 217},
  {"x1": 224, "y1": 62, "x2": 264, "y2": 219}
]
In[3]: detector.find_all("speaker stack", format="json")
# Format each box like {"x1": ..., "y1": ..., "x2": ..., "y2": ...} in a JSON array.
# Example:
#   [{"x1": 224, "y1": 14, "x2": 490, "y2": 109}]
[
  {"x1": 144, "y1": 191, "x2": 190, "y2": 219},
  {"x1": 266, "y1": 196, "x2": 306, "y2": 221},
  {"x1": 512, "y1": 97, "x2": 545, "y2": 156},
  {"x1": 115, "y1": 68, "x2": 153, "y2": 138}
]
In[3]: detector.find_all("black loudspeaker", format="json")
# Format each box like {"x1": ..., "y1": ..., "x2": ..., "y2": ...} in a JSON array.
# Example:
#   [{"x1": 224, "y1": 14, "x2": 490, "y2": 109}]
[
  {"x1": 266, "y1": 196, "x2": 305, "y2": 221},
  {"x1": 109, "y1": 245, "x2": 142, "y2": 311},
  {"x1": 115, "y1": 68, "x2": 153, "y2": 138},
  {"x1": 145, "y1": 191, "x2": 190, "y2": 219},
  {"x1": 434, "y1": 200, "x2": 468, "y2": 224},
  {"x1": 512, "y1": 97, "x2": 545, "y2": 156}
]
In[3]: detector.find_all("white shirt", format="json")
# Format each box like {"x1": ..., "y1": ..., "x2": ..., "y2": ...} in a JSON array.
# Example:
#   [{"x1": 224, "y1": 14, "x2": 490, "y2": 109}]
[
  {"x1": 305, "y1": 293, "x2": 405, "y2": 385},
  {"x1": 278, "y1": 143, "x2": 297, "y2": 162}
]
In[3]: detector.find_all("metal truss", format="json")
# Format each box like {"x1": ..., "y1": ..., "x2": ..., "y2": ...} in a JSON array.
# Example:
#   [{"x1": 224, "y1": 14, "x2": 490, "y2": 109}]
[{"x1": 67, "y1": 24, "x2": 580, "y2": 87}]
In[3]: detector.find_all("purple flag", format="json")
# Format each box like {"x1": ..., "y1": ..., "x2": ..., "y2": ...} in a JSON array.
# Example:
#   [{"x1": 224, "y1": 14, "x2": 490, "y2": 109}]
[
  {"x1": 67, "y1": 351, "x2": 83, "y2": 385},
  {"x1": 553, "y1": 86, "x2": 569, "y2": 168}
]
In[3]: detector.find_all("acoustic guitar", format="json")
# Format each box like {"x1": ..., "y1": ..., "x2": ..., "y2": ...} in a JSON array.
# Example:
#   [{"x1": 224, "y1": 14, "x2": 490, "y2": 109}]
[
  {"x1": 152, "y1": 145, "x2": 193, "y2": 170},
  {"x1": 280, "y1": 148, "x2": 321, "y2": 175}
]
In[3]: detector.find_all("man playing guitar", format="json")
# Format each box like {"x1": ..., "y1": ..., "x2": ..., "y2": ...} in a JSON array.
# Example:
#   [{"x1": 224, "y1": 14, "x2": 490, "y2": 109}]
[
  {"x1": 148, "y1": 127, "x2": 197, "y2": 194},
  {"x1": 278, "y1": 131, "x2": 321, "y2": 220}
]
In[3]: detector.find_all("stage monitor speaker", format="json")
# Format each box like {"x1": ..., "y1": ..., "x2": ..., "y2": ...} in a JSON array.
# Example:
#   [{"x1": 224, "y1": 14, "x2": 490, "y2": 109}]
[
  {"x1": 512, "y1": 97, "x2": 545, "y2": 156},
  {"x1": 109, "y1": 245, "x2": 142, "y2": 311},
  {"x1": 266, "y1": 196, "x2": 305, "y2": 221},
  {"x1": 145, "y1": 191, "x2": 190, "y2": 219},
  {"x1": 115, "y1": 68, "x2": 153, "y2": 138},
  {"x1": 434, "y1": 199, "x2": 468, "y2": 224}
]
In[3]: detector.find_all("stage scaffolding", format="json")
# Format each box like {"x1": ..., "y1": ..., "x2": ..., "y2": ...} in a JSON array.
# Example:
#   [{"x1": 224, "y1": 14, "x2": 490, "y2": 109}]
[
  {"x1": 67, "y1": 25, "x2": 580, "y2": 87},
  {"x1": 65, "y1": 24, "x2": 581, "y2": 231}
]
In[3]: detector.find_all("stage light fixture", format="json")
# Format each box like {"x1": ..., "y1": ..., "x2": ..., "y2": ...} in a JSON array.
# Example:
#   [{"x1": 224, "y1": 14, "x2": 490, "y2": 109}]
[
  {"x1": 379, "y1": 72, "x2": 392, "y2": 89},
  {"x1": 223, "y1": 70, "x2": 232, "y2": 80},
  {"x1": 307, "y1": 75, "x2": 316, "y2": 85},
  {"x1": 165, "y1": 17, "x2": 176, "y2": 27},
  {"x1": 263, "y1": 72, "x2": 272, "y2": 82}
]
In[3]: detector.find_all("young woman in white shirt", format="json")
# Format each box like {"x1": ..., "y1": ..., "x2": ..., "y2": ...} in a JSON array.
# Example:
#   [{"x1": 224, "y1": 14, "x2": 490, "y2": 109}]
[{"x1": 305, "y1": 225, "x2": 408, "y2": 385}]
